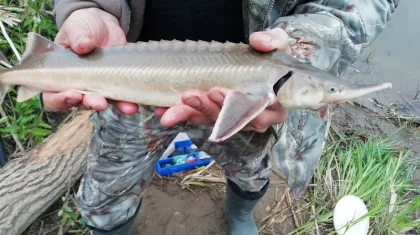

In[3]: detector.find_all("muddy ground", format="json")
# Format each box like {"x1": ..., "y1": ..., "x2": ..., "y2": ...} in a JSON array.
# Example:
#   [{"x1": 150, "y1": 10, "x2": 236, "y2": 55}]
[
  {"x1": 133, "y1": 168, "x2": 295, "y2": 235},
  {"x1": 127, "y1": 102, "x2": 420, "y2": 235}
]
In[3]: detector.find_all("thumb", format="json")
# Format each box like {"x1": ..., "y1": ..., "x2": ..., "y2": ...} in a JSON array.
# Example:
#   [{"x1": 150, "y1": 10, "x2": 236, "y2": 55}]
[
  {"x1": 54, "y1": 10, "x2": 109, "y2": 54},
  {"x1": 249, "y1": 28, "x2": 292, "y2": 54}
]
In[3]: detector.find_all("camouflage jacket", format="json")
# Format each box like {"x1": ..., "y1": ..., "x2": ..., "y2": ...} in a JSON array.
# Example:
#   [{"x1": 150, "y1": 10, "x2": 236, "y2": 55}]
[
  {"x1": 53, "y1": 0, "x2": 398, "y2": 76},
  {"x1": 51, "y1": 0, "x2": 398, "y2": 195}
]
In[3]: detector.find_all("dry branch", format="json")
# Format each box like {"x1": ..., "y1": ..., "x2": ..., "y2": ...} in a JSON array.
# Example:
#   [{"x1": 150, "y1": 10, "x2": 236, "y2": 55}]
[{"x1": 0, "y1": 110, "x2": 94, "y2": 235}]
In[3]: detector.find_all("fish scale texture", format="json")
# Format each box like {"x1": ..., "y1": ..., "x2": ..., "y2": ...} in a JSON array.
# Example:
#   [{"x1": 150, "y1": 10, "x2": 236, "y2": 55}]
[{"x1": 5, "y1": 34, "x2": 281, "y2": 108}]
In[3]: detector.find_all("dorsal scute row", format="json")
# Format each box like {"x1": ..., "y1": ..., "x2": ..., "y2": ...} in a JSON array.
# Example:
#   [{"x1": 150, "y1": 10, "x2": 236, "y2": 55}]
[{"x1": 101, "y1": 39, "x2": 252, "y2": 54}]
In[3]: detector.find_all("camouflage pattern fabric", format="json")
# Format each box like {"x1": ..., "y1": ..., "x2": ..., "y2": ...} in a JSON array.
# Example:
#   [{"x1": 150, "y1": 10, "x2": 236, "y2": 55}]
[
  {"x1": 76, "y1": 104, "x2": 278, "y2": 230},
  {"x1": 51, "y1": 0, "x2": 398, "y2": 230}
]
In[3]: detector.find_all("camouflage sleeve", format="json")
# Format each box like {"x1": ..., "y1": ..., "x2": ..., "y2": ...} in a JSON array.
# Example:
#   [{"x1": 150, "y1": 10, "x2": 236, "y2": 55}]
[
  {"x1": 269, "y1": 0, "x2": 398, "y2": 75},
  {"x1": 52, "y1": 0, "x2": 132, "y2": 34},
  {"x1": 268, "y1": 0, "x2": 398, "y2": 198}
]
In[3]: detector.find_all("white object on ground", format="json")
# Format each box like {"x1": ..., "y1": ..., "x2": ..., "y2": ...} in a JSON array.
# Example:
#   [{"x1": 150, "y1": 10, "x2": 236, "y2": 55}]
[
  {"x1": 159, "y1": 132, "x2": 199, "y2": 160},
  {"x1": 160, "y1": 132, "x2": 190, "y2": 160},
  {"x1": 333, "y1": 195, "x2": 369, "y2": 235}
]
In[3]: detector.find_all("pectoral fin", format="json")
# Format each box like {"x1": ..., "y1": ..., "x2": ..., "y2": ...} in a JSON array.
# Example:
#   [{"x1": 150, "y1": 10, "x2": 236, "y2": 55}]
[{"x1": 208, "y1": 90, "x2": 275, "y2": 142}]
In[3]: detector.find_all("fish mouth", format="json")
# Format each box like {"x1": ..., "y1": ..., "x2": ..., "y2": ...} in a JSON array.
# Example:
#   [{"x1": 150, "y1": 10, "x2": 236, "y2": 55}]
[{"x1": 273, "y1": 70, "x2": 293, "y2": 94}]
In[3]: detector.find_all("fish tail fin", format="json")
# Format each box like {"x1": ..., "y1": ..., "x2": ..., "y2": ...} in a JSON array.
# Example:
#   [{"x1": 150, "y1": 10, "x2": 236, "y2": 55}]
[
  {"x1": 21, "y1": 32, "x2": 64, "y2": 64},
  {"x1": 15, "y1": 32, "x2": 65, "y2": 103},
  {"x1": 0, "y1": 66, "x2": 10, "y2": 105},
  {"x1": 0, "y1": 33, "x2": 60, "y2": 105},
  {"x1": 0, "y1": 84, "x2": 10, "y2": 105}
]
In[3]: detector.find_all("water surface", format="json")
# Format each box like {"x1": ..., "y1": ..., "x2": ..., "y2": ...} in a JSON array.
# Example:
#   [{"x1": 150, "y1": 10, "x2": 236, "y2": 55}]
[{"x1": 342, "y1": 1, "x2": 420, "y2": 118}]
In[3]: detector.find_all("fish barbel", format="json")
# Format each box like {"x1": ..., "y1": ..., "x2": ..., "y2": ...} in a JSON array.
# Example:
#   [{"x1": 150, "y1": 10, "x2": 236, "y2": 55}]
[{"x1": 0, "y1": 33, "x2": 392, "y2": 142}]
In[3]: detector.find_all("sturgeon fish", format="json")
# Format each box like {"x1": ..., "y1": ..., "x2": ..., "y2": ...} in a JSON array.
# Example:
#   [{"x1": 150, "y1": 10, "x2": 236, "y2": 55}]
[{"x1": 0, "y1": 33, "x2": 392, "y2": 142}]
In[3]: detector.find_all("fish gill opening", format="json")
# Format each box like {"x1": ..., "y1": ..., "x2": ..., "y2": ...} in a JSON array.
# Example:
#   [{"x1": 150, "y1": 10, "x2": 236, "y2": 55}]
[{"x1": 273, "y1": 70, "x2": 293, "y2": 94}]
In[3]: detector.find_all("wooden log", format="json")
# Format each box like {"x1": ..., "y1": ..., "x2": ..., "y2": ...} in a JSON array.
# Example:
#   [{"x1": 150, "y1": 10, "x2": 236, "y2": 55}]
[{"x1": 0, "y1": 110, "x2": 94, "y2": 235}]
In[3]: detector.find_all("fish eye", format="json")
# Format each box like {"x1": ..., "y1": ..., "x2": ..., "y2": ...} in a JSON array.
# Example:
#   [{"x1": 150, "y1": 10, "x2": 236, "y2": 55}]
[{"x1": 329, "y1": 86, "x2": 337, "y2": 93}]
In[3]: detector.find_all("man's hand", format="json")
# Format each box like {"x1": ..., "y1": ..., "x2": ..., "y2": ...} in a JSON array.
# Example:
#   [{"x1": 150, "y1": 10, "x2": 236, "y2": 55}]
[
  {"x1": 155, "y1": 28, "x2": 292, "y2": 133},
  {"x1": 41, "y1": 8, "x2": 139, "y2": 115}
]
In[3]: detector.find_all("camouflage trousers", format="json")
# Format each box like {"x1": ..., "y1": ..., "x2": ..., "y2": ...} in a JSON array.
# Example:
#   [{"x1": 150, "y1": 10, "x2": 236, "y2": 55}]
[{"x1": 75, "y1": 104, "x2": 330, "y2": 231}]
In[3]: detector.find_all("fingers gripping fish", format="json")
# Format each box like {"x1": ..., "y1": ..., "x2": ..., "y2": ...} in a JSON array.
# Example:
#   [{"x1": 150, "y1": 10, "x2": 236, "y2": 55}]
[{"x1": 0, "y1": 33, "x2": 392, "y2": 142}]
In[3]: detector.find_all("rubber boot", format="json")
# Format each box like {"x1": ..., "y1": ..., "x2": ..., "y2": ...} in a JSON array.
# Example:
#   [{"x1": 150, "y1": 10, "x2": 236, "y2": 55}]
[
  {"x1": 88, "y1": 199, "x2": 142, "y2": 235},
  {"x1": 223, "y1": 179, "x2": 268, "y2": 235}
]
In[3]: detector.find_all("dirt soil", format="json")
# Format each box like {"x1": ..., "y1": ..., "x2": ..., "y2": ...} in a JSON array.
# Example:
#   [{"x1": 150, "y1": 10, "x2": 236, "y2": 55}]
[
  {"x1": 132, "y1": 168, "x2": 296, "y2": 235},
  {"x1": 128, "y1": 102, "x2": 420, "y2": 235}
]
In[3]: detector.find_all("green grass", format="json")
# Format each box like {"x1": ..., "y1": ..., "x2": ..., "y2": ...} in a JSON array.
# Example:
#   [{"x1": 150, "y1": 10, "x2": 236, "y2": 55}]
[
  {"x1": 0, "y1": 0, "x2": 58, "y2": 153},
  {"x1": 291, "y1": 134, "x2": 420, "y2": 234}
]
